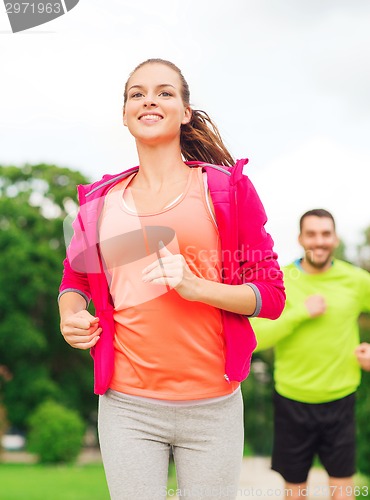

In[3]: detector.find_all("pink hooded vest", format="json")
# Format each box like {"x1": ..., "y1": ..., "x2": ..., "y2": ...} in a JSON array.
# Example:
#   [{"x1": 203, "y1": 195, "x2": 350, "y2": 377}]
[{"x1": 59, "y1": 159, "x2": 285, "y2": 394}]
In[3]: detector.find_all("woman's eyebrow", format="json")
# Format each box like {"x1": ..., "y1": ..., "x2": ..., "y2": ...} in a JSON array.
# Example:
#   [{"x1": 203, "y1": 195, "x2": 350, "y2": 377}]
[
  {"x1": 127, "y1": 84, "x2": 143, "y2": 92},
  {"x1": 128, "y1": 83, "x2": 176, "y2": 92},
  {"x1": 157, "y1": 84, "x2": 176, "y2": 89}
]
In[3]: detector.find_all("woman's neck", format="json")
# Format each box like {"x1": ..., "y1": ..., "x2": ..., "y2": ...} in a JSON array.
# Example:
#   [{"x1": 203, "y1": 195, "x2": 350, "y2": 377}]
[{"x1": 134, "y1": 143, "x2": 189, "y2": 190}]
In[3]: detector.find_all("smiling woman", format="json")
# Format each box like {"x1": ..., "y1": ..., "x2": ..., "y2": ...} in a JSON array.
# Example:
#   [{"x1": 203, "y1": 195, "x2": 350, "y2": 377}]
[
  {"x1": 58, "y1": 58, "x2": 285, "y2": 499},
  {"x1": 123, "y1": 63, "x2": 191, "y2": 148}
]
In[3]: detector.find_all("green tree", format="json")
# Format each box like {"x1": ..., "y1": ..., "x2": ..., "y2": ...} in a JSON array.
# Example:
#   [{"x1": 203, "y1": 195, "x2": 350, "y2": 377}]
[
  {"x1": 354, "y1": 226, "x2": 370, "y2": 475},
  {"x1": 357, "y1": 226, "x2": 370, "y2": 272},
  {"x1": 334, "y1": 238, "x2": 348, "y2": 261},
  {"x1": 242, "y1": 355, "x2": 274, "y2": 456},
  {"x1": 356, "y1": 313, "x2": 370, "y2": 476},
  {"x1": 0, "y1": 164, "x2": 97, "y2": 431}
]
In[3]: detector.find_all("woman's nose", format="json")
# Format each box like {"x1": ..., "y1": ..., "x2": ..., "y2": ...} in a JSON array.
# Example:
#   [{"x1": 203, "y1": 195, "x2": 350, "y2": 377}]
[{"x1": 143, "y1": 96, "x2": 157, "y2": 107}]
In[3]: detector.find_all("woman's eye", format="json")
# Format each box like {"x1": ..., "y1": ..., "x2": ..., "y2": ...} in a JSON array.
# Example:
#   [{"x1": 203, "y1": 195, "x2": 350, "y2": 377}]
[
  {"x1": 160, "y1": 91, "x2": 172, "y2": 97},
  {"x1": 131, "y1": 92, "x2": 144, "y2": 98}
]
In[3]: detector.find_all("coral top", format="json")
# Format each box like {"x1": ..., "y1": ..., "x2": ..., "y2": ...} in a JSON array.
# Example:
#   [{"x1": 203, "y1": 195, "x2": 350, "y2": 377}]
[{"x1": 99, "y1": 167, "x2": 239, "y2": 400}]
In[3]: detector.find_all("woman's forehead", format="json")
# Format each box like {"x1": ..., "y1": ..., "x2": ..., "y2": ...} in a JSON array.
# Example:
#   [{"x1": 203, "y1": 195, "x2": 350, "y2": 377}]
[{"x1": 128, "y1": 63, "x2": 181, "y2": 87}]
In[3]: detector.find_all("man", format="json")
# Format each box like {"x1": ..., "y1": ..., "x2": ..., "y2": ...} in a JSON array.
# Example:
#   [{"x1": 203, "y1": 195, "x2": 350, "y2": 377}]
[{"x1": 251, "y1": 209, "x2": 370, "y2": 500}]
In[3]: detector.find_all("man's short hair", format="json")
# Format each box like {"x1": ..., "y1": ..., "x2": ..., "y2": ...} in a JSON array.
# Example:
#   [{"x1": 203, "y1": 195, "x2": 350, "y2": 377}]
[{"x1": 299, "y1": 209, "x2": 336, "y2": 233}]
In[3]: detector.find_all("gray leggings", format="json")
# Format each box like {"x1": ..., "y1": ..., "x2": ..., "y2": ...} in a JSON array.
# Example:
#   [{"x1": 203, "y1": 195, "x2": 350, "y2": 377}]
[{"x1": 98, "y1": 389, "x2": 244, "y2": 499}]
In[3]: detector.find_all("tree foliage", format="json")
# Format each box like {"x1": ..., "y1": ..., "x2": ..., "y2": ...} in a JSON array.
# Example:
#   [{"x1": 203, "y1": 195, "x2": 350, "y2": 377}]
[
  {"x1": 357, "y1": 226, "x2": 370, "y2": 272},
  {"x1": 241, "y1": 356, "x2": 274, "y2": 456},
  {"x1": 0, "y1": 163, "x2": 97, "y2": 430}
]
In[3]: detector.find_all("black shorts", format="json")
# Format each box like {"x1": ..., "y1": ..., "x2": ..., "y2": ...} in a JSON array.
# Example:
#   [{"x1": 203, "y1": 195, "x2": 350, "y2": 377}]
[{"x1": 271, "y1": 390, "x2": 356, "y2": 484}]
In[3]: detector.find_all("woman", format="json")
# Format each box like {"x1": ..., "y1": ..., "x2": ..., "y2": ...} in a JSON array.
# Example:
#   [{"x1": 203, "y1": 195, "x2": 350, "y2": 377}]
[{"x1": 59, "y1": 58, "x2": 285, "y2": 499}]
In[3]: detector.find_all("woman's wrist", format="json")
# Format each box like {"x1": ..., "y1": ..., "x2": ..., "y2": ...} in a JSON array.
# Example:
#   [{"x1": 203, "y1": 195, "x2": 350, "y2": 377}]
[{"x1": 188, "y1": 278, "x2": 257, "y2": 315}]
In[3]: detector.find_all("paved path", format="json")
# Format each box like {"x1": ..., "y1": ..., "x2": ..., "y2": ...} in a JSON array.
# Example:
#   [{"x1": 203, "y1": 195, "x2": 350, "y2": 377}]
[
  {"x1": 236, "y1": 456, "x2": 329, "y2": 499},
  {"x1": 167, "y1": 457, "x2": 330, "y2": 500},
  {"x1": 166, "y1": 456, "x2": 330, "y2": 499}
]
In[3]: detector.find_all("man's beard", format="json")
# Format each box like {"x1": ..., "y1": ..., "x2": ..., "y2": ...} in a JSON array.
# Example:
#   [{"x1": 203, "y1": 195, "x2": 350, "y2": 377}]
[{"x1": 304, "y1": 249, "x2": 333, "y2": 269}]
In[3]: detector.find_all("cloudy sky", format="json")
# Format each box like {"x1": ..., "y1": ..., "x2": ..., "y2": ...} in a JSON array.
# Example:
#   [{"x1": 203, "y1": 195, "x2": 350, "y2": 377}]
[{"x1": 1, "y1": 0, "x2": 369, "y2": 264}]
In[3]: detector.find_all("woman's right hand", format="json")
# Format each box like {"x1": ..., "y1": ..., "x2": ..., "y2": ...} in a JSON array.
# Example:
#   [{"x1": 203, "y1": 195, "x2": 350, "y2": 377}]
[{"x1": 60, "y1": 310, "x2": 101, "y2": 350}]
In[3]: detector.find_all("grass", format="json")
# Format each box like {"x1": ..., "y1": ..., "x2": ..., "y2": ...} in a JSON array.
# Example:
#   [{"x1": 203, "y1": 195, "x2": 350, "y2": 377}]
[
  {"x1": 0, "y1": 463, "x2": 110, "y2": 500},
  {"x1": 1, "y1": 457, "x2": 368, "y2": 499},
  {"x1": 0, "y1": 460, "x2": 178, "y2": 500},
  {"x1": 0, "y1": 442, "x2": 251, "y2": 499},
  {"x1": 167, "y1": 460, "x2": 178, "y2": 492}
]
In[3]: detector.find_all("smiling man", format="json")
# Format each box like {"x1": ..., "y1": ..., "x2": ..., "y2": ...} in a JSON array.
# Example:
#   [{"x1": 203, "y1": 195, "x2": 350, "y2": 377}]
[{"x1": 251, "y1": 208, "x2": 370, "y2": 500}]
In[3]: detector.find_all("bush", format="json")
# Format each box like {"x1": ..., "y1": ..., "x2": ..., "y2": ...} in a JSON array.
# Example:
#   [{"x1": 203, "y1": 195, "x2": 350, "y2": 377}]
[{"x1": 27, "y1": 400, "x2": 85, "y2": 464}]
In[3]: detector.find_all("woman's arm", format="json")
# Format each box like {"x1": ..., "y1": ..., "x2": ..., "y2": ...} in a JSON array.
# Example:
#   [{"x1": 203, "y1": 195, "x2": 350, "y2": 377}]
[
  {"x1": 59, "y1": 205, "x2": 100, "y2": 350},
  {"x1": 142, "y1": 245, "x2": 256, "y2": 315},
  {"x1": 189, "y1": 278, "x2": 257, "y2": 315}
]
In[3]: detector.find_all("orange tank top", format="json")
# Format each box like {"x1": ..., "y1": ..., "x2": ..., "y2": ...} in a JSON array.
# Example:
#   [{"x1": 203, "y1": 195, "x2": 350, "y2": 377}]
[{"x1": 99, "y1": 167, "x2": 239, "y2": 400}]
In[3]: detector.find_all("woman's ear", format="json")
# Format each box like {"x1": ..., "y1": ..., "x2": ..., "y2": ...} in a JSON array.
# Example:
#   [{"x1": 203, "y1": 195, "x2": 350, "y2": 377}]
[
  {"x1": 181, "y1": 106, "x2": 192, "y2": 125},
  {"x1": 123, "y1": 107, "x2": 127, "y2": 127}
]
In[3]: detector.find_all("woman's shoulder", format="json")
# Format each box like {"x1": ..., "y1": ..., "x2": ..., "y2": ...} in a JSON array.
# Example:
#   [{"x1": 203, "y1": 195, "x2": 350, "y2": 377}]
[{"x1": 80, "y1": 166, "x2": 139, "y2": 198}]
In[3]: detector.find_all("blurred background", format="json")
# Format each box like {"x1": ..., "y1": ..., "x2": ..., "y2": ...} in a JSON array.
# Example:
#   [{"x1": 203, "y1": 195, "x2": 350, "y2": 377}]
[{"x1": 0, "y1": 1, "x2": 369, "y2": 498}]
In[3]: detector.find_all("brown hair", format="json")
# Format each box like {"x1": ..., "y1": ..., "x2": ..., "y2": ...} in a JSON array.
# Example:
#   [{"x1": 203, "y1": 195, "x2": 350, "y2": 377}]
[
  {"x1": 299, "y1": 209, "x2": 336, "y2": 232},
  {"x1": 123, "y1": 58, "x2": 235, "y2": 167}
]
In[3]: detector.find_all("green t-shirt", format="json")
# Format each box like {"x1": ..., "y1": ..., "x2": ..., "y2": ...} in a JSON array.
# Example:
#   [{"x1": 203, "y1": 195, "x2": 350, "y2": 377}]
[{"x1": 251, "y1": 259, "x2": 370, "y2": 403}]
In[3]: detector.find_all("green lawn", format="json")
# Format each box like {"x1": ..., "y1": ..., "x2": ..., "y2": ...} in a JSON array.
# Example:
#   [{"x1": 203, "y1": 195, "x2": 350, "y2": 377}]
[
  {"x1": 0, "y1": 463, "x2": 110, "y2": 500},
  {"x1": 0, "y1": 461, "x2": 178, "y2": 500},
  {"x1": 1, "y1": 461, "x2": 368, "y2": 499}
]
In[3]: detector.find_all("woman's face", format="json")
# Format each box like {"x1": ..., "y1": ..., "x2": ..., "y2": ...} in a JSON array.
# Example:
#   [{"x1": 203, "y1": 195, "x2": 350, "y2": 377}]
[{"x1": 123, "y1": 63, "x2": 191, "y2": 146}]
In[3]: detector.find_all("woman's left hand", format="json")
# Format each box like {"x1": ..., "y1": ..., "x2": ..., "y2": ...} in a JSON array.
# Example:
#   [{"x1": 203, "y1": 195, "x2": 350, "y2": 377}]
[{"x1": 142, "y1": 243, "x2": 199, "y2": 301}]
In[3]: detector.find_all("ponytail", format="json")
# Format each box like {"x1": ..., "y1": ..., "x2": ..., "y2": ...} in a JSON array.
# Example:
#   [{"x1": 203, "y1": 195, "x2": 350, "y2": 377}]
[{"x1": 181, "y1": 109, "x2": 235, "y2": 167}]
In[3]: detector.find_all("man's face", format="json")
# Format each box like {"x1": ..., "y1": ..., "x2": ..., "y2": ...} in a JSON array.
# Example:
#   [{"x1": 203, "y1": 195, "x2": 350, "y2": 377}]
[{"x1": 298, "y1": 216, "x2": 339, "y2": 270}]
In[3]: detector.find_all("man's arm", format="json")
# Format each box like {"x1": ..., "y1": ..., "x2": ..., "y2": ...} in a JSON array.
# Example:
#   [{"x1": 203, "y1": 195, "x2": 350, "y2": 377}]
[{"x1": 251, "y1": 294, "x2": 326, "y2": 351}]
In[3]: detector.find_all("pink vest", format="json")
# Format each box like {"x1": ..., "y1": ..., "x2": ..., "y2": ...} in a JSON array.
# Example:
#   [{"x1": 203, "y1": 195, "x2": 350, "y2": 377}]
[
  {"x1": 99, "y1": 167, "x2": 239, "y2": 399},
  {"x1": 59, "y1": 159, "x2": 286, "y2": 394}
]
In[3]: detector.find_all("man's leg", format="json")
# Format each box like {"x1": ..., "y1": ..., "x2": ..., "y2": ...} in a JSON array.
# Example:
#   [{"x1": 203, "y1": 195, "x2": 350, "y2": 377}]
[
  {"x1": 284, "y1": 481, "x2": 308, "y2": 500},
  {"x1": 318, "y1": 394, "x2": 356, "y2": 500},
  {"x1": 329, "y1": 476, "x2": 354, "y2": 500},
  {"x1": 271, "y1": 391, "x2": 318, "y2": 500}
]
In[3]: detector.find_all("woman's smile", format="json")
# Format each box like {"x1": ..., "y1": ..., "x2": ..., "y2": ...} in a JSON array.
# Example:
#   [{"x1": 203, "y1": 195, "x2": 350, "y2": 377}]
[{"x1": 138, "y1": 113, "x2": 164, "y2": 123}]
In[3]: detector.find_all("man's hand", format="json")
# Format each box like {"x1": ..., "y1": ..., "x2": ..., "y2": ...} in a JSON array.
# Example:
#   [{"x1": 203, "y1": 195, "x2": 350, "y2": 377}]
[
  {"x1": 355, "y1": 342, "x2": 370, "y2": 371},
  {"x1": 305, "y1": 295, "x2": 326, "y2": 318}
]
